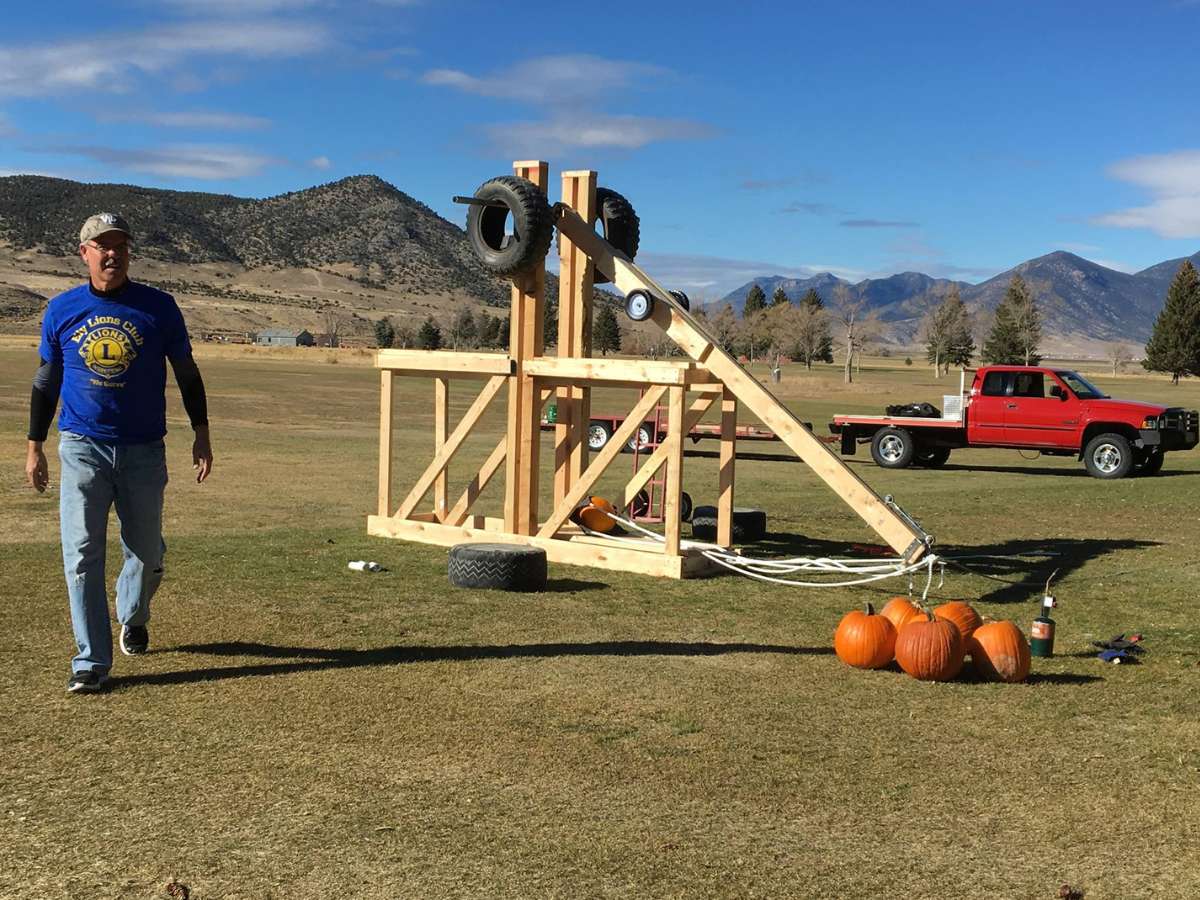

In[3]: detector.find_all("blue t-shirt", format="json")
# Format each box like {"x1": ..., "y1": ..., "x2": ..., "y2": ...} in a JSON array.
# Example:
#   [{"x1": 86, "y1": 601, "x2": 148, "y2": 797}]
[{"x1": 39, "y1": 281, "x2": 192, "y2": 444}]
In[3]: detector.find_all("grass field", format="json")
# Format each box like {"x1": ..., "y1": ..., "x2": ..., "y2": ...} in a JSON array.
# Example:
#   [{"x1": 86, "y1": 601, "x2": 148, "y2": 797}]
[{"x1": 2, "y1": 339, "x2": 1199, "y2": 899}]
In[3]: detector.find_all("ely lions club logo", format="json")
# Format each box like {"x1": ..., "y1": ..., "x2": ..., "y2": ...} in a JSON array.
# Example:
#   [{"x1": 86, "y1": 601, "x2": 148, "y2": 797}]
[{"x1": 80, "y1": 326, "x2": 137, "y2": 379}]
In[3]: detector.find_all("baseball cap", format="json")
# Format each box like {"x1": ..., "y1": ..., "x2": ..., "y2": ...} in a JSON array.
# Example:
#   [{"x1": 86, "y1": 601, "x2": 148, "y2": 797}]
[{"x1": 79, "y1": 212, "x2": 133, "y2": 245}]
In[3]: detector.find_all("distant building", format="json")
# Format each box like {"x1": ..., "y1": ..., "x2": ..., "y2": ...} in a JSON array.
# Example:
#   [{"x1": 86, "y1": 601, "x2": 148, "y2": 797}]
[{"x1": 256, "y1": 328, "x2": 315, "y2": 347}]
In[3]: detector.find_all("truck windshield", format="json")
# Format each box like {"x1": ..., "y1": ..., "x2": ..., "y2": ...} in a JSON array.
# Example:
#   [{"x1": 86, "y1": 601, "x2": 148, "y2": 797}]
[{"x1": 1055, "y1": 371, "x2": 1108, "y2": 399}]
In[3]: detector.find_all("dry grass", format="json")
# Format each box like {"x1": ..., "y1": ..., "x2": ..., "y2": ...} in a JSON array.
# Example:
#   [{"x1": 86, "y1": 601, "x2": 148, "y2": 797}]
[{"x1": 2, "y1": 343, "x2": 1199, "y2": 898}]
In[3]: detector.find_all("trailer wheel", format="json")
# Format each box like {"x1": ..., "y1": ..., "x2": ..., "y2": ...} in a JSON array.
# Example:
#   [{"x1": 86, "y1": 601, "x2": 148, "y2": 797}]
[
  {"x1": 1083, "y1": 433, "x2": 1134, "y2": 479},
  {"x1": 1134, "y1": 449, "x2": 1165, "y2": 476},
  {"x1": 448, "y1": 543, "x2": 547, "y2": 592},
  {"x1": 465, "y1": 176, "x2": 554, "y2": 277},
  {"x1": 592, "y1": 187, "x2": 640, "y2": 284},
  {"x1": 871, "y1": 427, "x2": 916, "y2": 469},
  {"x1": 587, "y1": 421, "x2": 613, "y2": 451},
  {"x1": 914, "y1": 446, "x2": 951, "y2": 468},
  {"x1": 623, "y1": 424, "x2": 655, "y2": 453}
]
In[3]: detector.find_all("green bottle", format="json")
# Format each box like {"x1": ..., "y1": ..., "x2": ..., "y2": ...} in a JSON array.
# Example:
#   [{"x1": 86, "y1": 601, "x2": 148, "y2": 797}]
[{"x1": 1030, "y1": 591, "x2": 1057, "y2": 658}]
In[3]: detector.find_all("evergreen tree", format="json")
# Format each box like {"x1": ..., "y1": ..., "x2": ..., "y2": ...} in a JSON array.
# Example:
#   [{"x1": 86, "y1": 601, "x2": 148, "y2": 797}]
[
  {"x1": 478, "y1": 313, "x2": 501, "y2": 349},
  {"x1": 770, "y1": 285, "x2": 791, "y2": 307},
  {"x1": 543, "y1": 296, "x2": 558, "y2": 349},
  {"x1": 415, "y1": 317, "x2": 443, "y2": 350},
  {"x1": 982, "y1": 274, "x2": 1040, "y2": 365},
  {"x1": 594, "y1": 305, "x2": 622, "y2": 356},
  {"x1": 743, "y1": 283, "x2": 767, "y2": 316},
  {"x1": 373, "y1": 316, "x2": 395, "y2": 349},
  {"x1": 1144, "y1": 260, "x2": 1200, "y2": 383}
]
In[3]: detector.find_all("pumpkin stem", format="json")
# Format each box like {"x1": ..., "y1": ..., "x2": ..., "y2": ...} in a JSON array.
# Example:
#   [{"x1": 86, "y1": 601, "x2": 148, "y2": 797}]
[{"x1": 864, "y1": 602, "x2": 875, "y2": 615}]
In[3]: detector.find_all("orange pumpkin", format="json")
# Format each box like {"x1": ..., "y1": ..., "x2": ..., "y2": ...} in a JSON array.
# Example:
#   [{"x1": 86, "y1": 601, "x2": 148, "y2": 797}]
[
  {"x1": 969, "y1": 620, "x2": 1031, "y2": 683},
  {"x1": 834, "y1": 602, "x2": 896, "y2": 669},
  {"x1": 881, "y1": 596, "x2": 926, "y2": 632},
  {"x1": 933, "y1": 600, "x2": 983, "y2": 641},
  {"x1": 895, "y1": 613, "x2": 964, "y2": 681}
]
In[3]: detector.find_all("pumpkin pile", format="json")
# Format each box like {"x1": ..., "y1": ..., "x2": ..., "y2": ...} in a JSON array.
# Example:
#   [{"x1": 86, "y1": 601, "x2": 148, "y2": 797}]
[{"x1": 833, "y1": 597, "x2": 1031, "y2": 683}]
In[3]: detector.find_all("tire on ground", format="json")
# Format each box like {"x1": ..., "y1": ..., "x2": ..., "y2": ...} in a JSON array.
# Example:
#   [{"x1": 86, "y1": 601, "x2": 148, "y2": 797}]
[
  {"x1": 1083, "y1": 433, "x2": 1134, "y2": 479},
  {"x1": 466, "y1": 176, "x2": 554, "y2": 277},
  {"x1": 1133, "y1": 449, "x2": 1165, "y2": 476},
  {"x1": 690, "y1": 506, "x2": 767, "y2": 543},
  {"x1": 593, "y1": 187, "x2": 640, "y2": 284},
  {"x1": 871, "y1": 426, "x2": 916, "y2": 469},
  {"x1": 914, "y1": 446, "x2": 951, "y2": 467},
  {"x1": 448, "y1": 543, "x2": 548, "y2": 591}
]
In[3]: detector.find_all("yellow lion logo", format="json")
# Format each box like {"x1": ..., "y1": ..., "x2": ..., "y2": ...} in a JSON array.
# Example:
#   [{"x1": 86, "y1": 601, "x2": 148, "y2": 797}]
[{"x1": 80, "y1": 327, "x2": 137, "y2": 379}]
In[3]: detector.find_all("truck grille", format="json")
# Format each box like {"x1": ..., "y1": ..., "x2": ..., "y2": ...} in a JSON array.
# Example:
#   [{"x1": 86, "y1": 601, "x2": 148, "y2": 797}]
[{"x1": 1162, "y1": 408, "x2": 1199, "y2": 434}]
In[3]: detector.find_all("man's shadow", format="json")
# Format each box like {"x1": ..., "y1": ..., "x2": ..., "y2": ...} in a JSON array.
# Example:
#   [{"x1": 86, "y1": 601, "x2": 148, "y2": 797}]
[{"x1": 112, "y1": 639, "x2": 833, "y2": 689}]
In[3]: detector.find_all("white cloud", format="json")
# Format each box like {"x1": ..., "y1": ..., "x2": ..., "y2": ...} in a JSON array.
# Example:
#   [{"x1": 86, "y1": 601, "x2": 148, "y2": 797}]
[
  {"x1": 484, "y1": 114, "x2": 715, "y2": 155},
  {"x1": 54, "y1": 144, "x2": 278, "y2": 180},
  {"x1": 1094, "y1": 150, "x2": 1200, "y2": 238},
  {"x1": 423, "y1": 55, "x2": 669, "y2": 107},
  {"x1": 309, "y1": 155, "x2": 332, "y2": 169},
  {"x1": 97, "y1": 110, "x2": 272, "y2": 130},
  {"x1": 0, "y1": 20, "x2": 328, "y2": 97}
]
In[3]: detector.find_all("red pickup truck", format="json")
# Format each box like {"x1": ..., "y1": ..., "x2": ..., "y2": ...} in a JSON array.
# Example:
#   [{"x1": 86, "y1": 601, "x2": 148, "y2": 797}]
[{"x1": 830, "y1": 366, "x2": 1198, "y2": 478}]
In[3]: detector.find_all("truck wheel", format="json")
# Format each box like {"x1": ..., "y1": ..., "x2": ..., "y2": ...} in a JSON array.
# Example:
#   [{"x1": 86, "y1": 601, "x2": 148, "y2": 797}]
[
  {"x1": 1134, "y1": 449, "x2": 1165, "y2": 476},
  {"x1": 465, "y1": 176, "x2": 554, "y2": 276},
  {"x1": 914, "y1": 446, "x2": 951, "y2": 467},
  {"x1": 587, "y1": 421, "x2": 613, "y2": 451},
  {"x1": 623, "y1": 424, "x2": 654, "y2": 453},
  {"x1": 1083, "y1": 433, "x2": 1134, "y2": 479},
  {"x1": 871, "y1": 427, "x2": 915, "y2": 469}
]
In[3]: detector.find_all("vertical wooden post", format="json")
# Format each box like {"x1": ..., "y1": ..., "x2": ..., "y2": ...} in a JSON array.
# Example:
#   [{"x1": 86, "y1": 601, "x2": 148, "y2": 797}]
[
  {"x1": 718, "y1": 388, "x2": 737, "y2": 547},
  {"x1": 434, "y1": 377, "x2": 449, "y2": 521},
  {"x1": 504, "y1": 160, "x2": 549, "y2": 535},
  {"x1": 555, "y1": 170, "x2": 597, "y2": 508},
  {"x1": 664, "y1": 385, "x2": 685, "y2": 556},
  {"x1": 378, "y1": 368, "x2": 394, "y2": 518}
]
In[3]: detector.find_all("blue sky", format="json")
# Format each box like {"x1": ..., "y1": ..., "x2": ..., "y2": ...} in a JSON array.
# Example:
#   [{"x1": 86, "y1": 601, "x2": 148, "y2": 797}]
[{"x1": 2, "y1": 0, "x2": 1199, "y2": 298}]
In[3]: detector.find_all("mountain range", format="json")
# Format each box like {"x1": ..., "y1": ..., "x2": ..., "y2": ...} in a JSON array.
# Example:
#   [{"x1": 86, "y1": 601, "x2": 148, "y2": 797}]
[
  {"x1": 719, "y1": 250, "x2": 1200, "y2": 352},
  {"x1": 0, "y1": 172, "x2": 1194, "y2": 353}
]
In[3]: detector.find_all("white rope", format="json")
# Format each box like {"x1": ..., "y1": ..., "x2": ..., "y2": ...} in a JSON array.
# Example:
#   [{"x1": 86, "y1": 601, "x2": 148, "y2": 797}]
[{"x1": 579, "y1": 507, "x2": 940, "y2": 589}]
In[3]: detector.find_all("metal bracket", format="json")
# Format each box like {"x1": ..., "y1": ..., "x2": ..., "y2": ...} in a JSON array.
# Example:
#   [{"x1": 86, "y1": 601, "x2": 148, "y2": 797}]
[{"x1": 883, "y1": 494, "x2": 934, "y2": 562}]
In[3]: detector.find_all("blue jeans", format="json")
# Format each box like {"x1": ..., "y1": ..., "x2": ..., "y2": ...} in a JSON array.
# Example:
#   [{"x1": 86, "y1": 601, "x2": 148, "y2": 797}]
[{"x1": 58, "y1": 432, "x2": 168, "y2": 674}]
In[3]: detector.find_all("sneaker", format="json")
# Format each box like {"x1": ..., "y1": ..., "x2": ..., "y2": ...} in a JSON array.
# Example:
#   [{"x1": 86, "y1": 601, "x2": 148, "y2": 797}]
[
  {"x1": 120, "y1": 624, "x2": 149, "y2": 656},
  {"x1": 67, "y1": 670, "x2": 109, "y2": 694}
]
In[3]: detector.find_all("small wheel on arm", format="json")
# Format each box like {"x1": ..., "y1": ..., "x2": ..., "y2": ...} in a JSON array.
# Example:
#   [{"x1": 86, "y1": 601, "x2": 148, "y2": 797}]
[
  {"x1": 587, "y1": 421, "x2": 613, "y2": 451},
  {"x1": 870, "y1": 427, "x2": 916, "y2": 469},
  {"x1": 914, "y1": 446, "x2": 951, "y2": 467},
  {"x1": 1083, "y1": 433, "x2": 1134, "y2": 479}
]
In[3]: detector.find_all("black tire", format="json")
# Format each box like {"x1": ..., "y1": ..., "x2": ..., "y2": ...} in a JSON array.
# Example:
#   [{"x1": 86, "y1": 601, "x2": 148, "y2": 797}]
[
  {"x1": 624, "y1": 423, "x2": 654, "y2": 453},
  {"x1": 690, "y1": 506, "x2": 767, "y2": 543},
  {"x1": 679, "y1": 491, "x2": 693, "y2": 523},
  {"x1": 914, "y1": 446, "x2": 951, "y2": 468},
  {"x1": 1083, "y1": 433, "x2": 1134, "y2": 479},
  {"x1": 669, "y1": 290, "x2": 690, "y2": 311},
  {"x1": 448, "y1": 543, "x2": 547, "y2": 592},
  {"x1": 629, "y1": 489, "x2": 650, "y2": 518},
  {"x1": 1134, "y1": 449, "x2": 1165, "y2": 476},
  {"x1": 587, "y1": 420, "x2": 613, "y2": 451},
  {"x1": 465, "y1": 176, "x2": 554, "y2": 277},
  {"x1": 870, "y1": 427, "x2": 916, "y2": 469},
  {"x1": 593, "y1": 187, "x2": 639, "y2": 284}
]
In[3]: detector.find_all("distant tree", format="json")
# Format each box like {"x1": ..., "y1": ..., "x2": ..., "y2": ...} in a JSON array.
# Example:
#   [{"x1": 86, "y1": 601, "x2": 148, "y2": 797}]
[
  {"x1": 594, "y1": 305, "x2": 622, "y2": 356},
  {"x1": 416, "y1": 317, "x2": 443, "y2": 350},
  {"x1": 1105, "y1": 342, "x2": 1133, "y2": 377},
  {"x1": 770, "y1": 285, "x2": 791, "y2": 307},
  {"x1": 794, "y1": 289, "x2": 833, "y2": 368},
  {"x1": 736, "y1": 308, "x2": 774, "y2": 362},
  {"x1": 393, "y1": 323, "x2": 415, "y2": 349},
  {"x1": 320, "y1": 306, "x2": 347, "y2": 348},
  {"x1": 1144, "y1": 260, "x2": 1200, "y2": 383},
  {"x1": 743, "y1": 284, "x2": 767, "y2": 316},
  {"x1": 449, "y1": 307, "x2": 477, "y2": 350},
  {"x1": 701, "y1": 304, "x2": 739, "y2": 353},
  {"x1": 923, "y1": 285, "x2": 975, "y2": 375},
  {"x1": 982, "y1": 274, "x2": 1041, "y2": 365},
  {"x1": 477, "y1": 313, "x2": 501, "y2": 349},
  {"x1": 830, "y1": 285, "x2": 879, "y2": 384},
  {"x1": 373, "y1": 316, "x2": 395, "y2": 349},
  {"x1": 543, "y1": 296, "x2": 558, "y2": 349},
  {"x1": 905, "y1": 357, "x2": 913, "y2": 366}
]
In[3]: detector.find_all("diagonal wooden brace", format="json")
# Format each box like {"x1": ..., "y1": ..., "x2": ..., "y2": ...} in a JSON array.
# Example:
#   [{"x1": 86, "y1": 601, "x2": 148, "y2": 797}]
[{"x1": 622, "y1": 393, "x2": 716, "y2": 508}]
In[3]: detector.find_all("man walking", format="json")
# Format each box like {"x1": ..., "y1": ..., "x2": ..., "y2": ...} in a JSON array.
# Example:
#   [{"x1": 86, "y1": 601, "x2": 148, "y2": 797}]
[{"x1": 25, "y1": 213, "x2": 214, "y2": 694}]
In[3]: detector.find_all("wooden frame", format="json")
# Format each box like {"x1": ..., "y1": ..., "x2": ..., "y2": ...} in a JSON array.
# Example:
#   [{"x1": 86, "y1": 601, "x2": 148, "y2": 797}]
[{"x1": 368, "y1": 159, "x2": 932, "y2": 580}]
